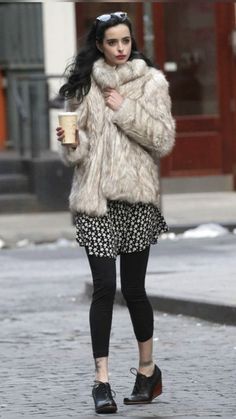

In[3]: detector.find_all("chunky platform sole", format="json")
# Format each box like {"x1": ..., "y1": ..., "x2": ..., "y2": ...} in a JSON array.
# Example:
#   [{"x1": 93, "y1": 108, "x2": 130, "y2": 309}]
[
  {"x1": 123, "y1": 381, "x2": 162, "y2": 405},
  {"x1": 152, "y1": 381, "x2": 163, "y2": 399}
]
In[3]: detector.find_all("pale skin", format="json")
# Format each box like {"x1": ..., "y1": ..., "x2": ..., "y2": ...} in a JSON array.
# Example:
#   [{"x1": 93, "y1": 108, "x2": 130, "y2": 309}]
[{"x1": 57, "y1": 23, "x2": 155, "y2": 383}]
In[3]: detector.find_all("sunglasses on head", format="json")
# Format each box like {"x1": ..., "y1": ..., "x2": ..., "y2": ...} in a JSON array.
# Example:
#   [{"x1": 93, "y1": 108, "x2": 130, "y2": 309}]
[{"x1": 96, "y1": 11, "x2": 127, "y2": 22}]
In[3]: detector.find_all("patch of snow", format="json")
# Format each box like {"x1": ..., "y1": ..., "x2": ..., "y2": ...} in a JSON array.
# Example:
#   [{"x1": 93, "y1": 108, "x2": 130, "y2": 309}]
[
  {"x1": 0, "y1": 238, "x2": 6, "y2": 249},
  {"x1": 16, "y1": 239, "x2": 32, "y2": 248},
  {"x1": 46, "y1": 238, "x2": 76, "y2": 249},
  {"x1": 160, "y1": 232, "x2": 176, "y2": 240},
  {"x1": 182, "y1": 223, "x2": 229, "y2": 239}
]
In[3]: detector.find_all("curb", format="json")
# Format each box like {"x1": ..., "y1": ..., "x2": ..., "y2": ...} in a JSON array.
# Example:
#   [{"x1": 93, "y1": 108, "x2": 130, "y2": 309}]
[{"x1": 85, "y1": 282, "x2": 236, "y2": 326}]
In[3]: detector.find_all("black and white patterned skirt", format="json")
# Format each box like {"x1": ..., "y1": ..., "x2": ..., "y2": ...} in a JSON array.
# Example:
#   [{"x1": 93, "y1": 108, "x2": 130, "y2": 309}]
[{"x1": 75, "y1": 200, "x2": 168, "y2": 258}]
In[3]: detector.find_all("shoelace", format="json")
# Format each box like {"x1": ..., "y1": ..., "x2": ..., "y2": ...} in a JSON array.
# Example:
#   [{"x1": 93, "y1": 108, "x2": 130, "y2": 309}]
[
  {"x1": 93, "y1": 381, "x2": 116, "y2": 398},
  {"x1": 129, "y1": 367, "x2": 148, "y2": 393},
  {"x1": 130, "y1": 367, "x2": 138, "y2": 377}
]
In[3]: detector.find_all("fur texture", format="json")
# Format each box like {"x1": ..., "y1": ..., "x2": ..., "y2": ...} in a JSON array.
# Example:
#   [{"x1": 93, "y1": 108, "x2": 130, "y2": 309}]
[{"x1": 59, "y1": 58, "x2": 175, "y2": 216}]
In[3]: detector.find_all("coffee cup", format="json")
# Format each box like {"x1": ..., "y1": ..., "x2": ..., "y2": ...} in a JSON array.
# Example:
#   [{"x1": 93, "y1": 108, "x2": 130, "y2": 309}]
[{"x1": 58, "y1": 112, "x2": 78, "y2": 145}]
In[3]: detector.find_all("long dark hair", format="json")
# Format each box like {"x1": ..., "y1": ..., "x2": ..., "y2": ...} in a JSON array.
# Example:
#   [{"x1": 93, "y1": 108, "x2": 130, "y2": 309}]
[{"x1": 59, "y1": 14, "x2": 154, "y2": 104}]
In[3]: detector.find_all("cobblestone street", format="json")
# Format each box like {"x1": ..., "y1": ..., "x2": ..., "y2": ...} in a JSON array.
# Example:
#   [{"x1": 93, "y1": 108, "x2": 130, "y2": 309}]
[{"x1": 1, "y1": 245, "x2": 236, "y2": 418}]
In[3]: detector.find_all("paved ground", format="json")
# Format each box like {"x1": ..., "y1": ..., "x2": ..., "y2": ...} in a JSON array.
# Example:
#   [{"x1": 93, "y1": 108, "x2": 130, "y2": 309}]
[
  {"x1": 1, "y1": 192, "x2": 236, "y2": 417},
  {"x1": 1, "y1": 244, "x2": 236, "y2": 418}
]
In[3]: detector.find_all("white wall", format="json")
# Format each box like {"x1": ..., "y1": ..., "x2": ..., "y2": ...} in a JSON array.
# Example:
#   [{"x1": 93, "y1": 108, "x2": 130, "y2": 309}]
[{"x1": 42, "y1": 3, "x2": 77, "y2": 151}]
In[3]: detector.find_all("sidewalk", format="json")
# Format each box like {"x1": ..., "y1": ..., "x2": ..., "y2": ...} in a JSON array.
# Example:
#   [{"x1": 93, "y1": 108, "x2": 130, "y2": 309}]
[
  {"x1": 0, "y1": 192, "x2": 236, "y2": 247},
  {"x1": 1, "y1": 192, "x2": 236, "y2": 325},
  {"x1": 162, "y1": 191, "x2": 236, "y2": 231}
]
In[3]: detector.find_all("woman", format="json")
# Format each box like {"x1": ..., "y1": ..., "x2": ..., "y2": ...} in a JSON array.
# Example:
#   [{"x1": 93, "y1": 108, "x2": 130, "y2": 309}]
[{"x1": 57, "y1": 11, "x2": 175, "y2": 414}]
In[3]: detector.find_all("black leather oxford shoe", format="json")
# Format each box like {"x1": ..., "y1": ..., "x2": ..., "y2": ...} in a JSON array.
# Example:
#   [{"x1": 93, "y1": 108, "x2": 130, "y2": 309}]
[
  {"x1": 92, "y1": 381, "x2": 117, "y2": 414},
  {"x1": 123, "y1": 364, "x2": 162, "y2": 404}
]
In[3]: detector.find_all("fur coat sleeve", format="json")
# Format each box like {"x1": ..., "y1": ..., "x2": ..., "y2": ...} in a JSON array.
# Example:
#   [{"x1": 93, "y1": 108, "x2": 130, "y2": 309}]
[
  {"x1": 111, "y1": 70, "x2": 175, "y2": 157},
  {"x1": 58, "y1": 96, "x2": 89, "y2": 167}
]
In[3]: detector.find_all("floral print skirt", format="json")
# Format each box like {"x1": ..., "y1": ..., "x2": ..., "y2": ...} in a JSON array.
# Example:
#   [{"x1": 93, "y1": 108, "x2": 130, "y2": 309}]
[{"x1": 75, "y1": 200, "x2": 169, "y2": 258}]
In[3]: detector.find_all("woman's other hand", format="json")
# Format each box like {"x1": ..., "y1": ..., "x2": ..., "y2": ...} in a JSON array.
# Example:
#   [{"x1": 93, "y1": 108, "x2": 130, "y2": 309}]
[{"x1": 103, "y1": 88, "x2": 124, "y2": 111}]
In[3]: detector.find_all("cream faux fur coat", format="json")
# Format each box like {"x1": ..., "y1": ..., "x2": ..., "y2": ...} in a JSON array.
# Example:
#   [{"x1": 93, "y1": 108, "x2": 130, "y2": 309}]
[{"x1": 59, "y1": 57, "x2": 175, "y2": 216}]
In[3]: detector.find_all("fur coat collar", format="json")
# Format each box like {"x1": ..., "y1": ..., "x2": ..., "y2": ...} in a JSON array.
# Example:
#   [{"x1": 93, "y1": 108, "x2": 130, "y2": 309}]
[{"x1": 92, "y1": 57, "x2": 148, "y2": 89}]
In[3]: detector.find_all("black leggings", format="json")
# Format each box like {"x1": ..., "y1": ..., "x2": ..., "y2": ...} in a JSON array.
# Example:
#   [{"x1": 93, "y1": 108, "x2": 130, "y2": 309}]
[{"x1": 86, "y1": 246, "x2": 153, "y2": 359}]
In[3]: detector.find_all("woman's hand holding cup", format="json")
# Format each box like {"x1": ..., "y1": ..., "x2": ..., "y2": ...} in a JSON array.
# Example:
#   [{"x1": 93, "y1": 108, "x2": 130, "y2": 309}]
[
  {"x1": 57, "y1": 112, "x2": 79, "y2": 149},
  {"x1": 56, "y1": 126, "x2": 65, "y2": 142}
]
